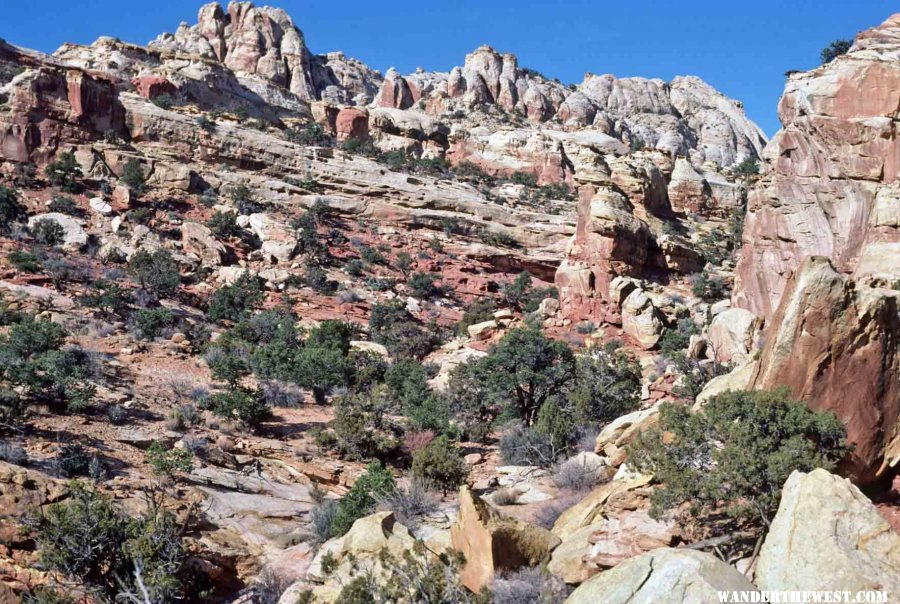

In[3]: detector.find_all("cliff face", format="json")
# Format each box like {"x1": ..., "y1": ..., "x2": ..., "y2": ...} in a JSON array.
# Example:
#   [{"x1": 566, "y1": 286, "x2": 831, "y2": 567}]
[
  {"x1": 735, "y1": 14, "x2": 900, "y2": 318},
  {"x1": 733, "y1": 14, "x2": 900, "y2": 484}
]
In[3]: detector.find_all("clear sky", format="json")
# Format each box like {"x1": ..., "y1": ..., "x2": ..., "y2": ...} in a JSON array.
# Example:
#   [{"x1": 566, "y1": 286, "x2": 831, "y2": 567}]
[{"x1": 0, "y1": 1, "x2": 894, "y2": 136}]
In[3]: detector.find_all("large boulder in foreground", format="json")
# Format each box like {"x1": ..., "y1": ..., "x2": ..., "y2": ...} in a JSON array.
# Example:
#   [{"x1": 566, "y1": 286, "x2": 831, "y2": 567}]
[
  {"x1": 756, "y1": 468, "x2": 900, "y2": 593},
  {"x1": 450, "y1": 486, "x2": 560, "y2": 593},
  {"x1": 565, "y1": 548, "x2": 756, "y2": 604},
  {"x1": 749, "y1": 256, "x2": 900, "y2": 483}
]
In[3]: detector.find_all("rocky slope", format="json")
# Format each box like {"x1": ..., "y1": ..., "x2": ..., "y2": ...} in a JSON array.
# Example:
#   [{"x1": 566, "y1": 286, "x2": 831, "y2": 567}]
[{"x1": 0, "y1": 3, "x2": 897, "y2": 603}]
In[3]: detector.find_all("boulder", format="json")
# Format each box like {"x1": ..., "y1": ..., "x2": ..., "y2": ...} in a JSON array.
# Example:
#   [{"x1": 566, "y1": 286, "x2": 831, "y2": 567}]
[
  {"x1": 27, "y1": 213, "x2": 87, "y2": 251},
  {"x1": 334, "y1": 107, "x2": 369, "y2": 142},
  {"x1": 695, "y1": 362, "x2": 757, "y2": 405},
  {"x1": 707, "y1": 307, "x2": 761, "y2": 364},
  {"x1": 565, "y1": 548, "x2": 757, "y2": 604},
  {"x1": 304, "y1": 511, "x2": 418, "y2": 601},
  {"x1": 182, "y1": 221, "x2": 226, "y2": 266},
  {"x1": 594, "y1": 405, "x2": 660, "y2": 466},
  {"x1": 756, "y1": 468, "x2": 900, "y2": 592},
  {"x1": 552, "y1": 473, "x2": 653, "y2": 541},
  {"x1": 549, "y1": 509, "x2": 676, "y2": 584},
  {"x1": 467, "y1": 319, "x2": 498, "y2": 340},
  {"x1": 248, "y1": 213, "x2": 298, "y2": 263},
  {"x1": 450, "y1": 486, "x2": 560, "y2": 593},
  {"x1": 621, "y1": 288, "x2": 664, "y2": 349},
  {"x1": 89, "y1": 197, "x2": 113, "y2": 215},
  {"x1": 667, "y1": 157, "x2": 711, "y2": 214}
]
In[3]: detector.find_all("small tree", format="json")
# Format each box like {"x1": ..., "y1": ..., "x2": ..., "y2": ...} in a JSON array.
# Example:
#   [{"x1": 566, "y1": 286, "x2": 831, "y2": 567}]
[
  {"x1": 208, "y1": 272, "x2": 265, "y2": 323},
  {"x1": 328, "y1": 463, "x2": 395, "y2": 538},
  {"x1": 207, "y1": 210, "x2": 240, "y2": 239},
  {"x1": 27, "y1": 482, "x2": 190, "y2": 601},
  {"x1": 77, "y1": 280, "x2": 132, "y2": 317},
  {"x1": 568, "y1": 344, "x2": 642, "y2": 425},
  {"x1": 821, "y1": 39, "x2": 852, "y2": 64},
  {"x1": 629, "y1": 389, "x2": 847, "y2": 545},
  {"x1": 146, "y1": 441, "x2": 192, "y2": 479},
  {"x1": 133, "y1": 308, "x2": 176, "y2": 340},
  {"x1": 734, "y1": 157, "x2": 760, "y2": 176},
  {"x1": 0, "y1": 186, "x2": 26, "y2": 233},
  {"x1": 128, "y1": 248, "x2": 180, "y2": 300},
  {"x1": 31, "y1": 218, "x2": 65, "y2": 246},
  {"x1": 121, "y1": 159, "x2": 146, "y2": 197},
  {"x1": 45, "y1": 151, "x2": 82, "y2": 193},
  {"x1": 449, "y1": 324, "x2": 574, "y2": 430},
  {"x1": 208, "y1": 388, "x2": 269, "y2": 428},
  {"x1": 411, "y1": 436, "x2": 468, "y2": 495}
]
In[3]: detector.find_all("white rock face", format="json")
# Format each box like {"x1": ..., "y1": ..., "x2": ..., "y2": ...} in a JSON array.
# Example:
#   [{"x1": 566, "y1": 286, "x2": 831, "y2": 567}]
[
  {"x1": 707, "y1": 307, "x2": 761, "y2": 364},
  {"x1": 89, "y1": 197, "x2": 113, "y2": 215},
  {"x1": 756, "y1": 468, "x2": 900, "y2": 592},
  {"x1": 565, "y1": 548, "x2": 756, "y2": 604},
  {"x1": 247, "y1": 213, "x2": 297, "y2": 263},
  {"x1": 28, "y1": 213, "x2": 87, "y2": 250}
]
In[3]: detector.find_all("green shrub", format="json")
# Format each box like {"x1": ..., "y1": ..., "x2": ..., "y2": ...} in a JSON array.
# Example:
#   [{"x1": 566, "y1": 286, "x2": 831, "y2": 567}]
[
  {"x1": 208, "y1": 271, "x2": 264, "y2": 323},
  {"x1": 208, "y1": 388, "x2": 269, "y2": 428},
  {"x1": 0, "y1": 315, "x2": 95, "y2": 413},
  {"x1": 77, "y1": 280, "x2": 132, "y2": 317},
  {"x1": 692, "y1": 269, "x2": 728, "y2": 301},
  {"x1": 734, "y1": 157, "x2": 760, "y2": 176},
  {"x1": 821, "y1": 39, "x2": 851, "y2": 64},
  {"x1": 8, "y1": 250, "x2": 41, "y2": 273},
  {"x1": 456, "y1": 299, "x2": 496, "y2": 336},
  {"x1": 146, "y1": 440, "x2": 192, "y2": 478},
  {"x1": 449, "y1": 324, "x2": 574, "y2": 436},
  {"x1": 28, "y1": 482, "x2": 190, "y2": 601},
  {"x1": 128, "y1": 248, "x2": 180, "y2": 300},
  {"x1": 369, "y1": 301, "x2": 440, "y2": 360},
  {"x1": 411, "y1": 436, "x2": 467, "y2": 495},
  {"x1": 121, "y1": 159, "x2": 147, "y2": 197},
  {"x1": 204, "y1": 333, "x2": 252, "y2": 387},
  {"x1": 568, "y1": 346, "x2": 642, "y2": 425},
  {"x1": 285, "y1": 123, "x2": 329, "y2": 146},
  {"x1": 47, "y1": 195, "x2": 81, "y2": 216},
  {"x1": 658, "y1": 317, "x2": 699, "y2": 356},
  {"x1": 207, "y1": 210, "x2": 240, "y2": 239},
  {"x1": 407, "y1": 272, "x2": 440, "y2": 299},
  {"x1": 45, "y1": 151, "x2": 82, "y2": 193},
  {"x1": 328, "y1": 463, "x2": 395, "y2": 538},
  {"x1": 502, "y1": 272, "x2": 556, "y2": 312},
  {"x1": 479, "y1": 230, "x2": 519, "y2": 248},
  {"x1": 133, "y1": 307, "x2": 176, "y2": 339},
  {"x1": 327, "y1": 387, "x2": 401, "y2": 461},
  {"x1": 150, "y1": 93, "x2": 174, "y2": 109},
  {"x1": 31, "y1": 218, "x2": 65, "y2": 246},
  {"x1": 0, "y1": 186, "x2": 27, "y2": 233},
  {"x1": 510, "y1": 171, "x2": 538, "y2": 187},
  {"x1": 629, "y1": 389, "x2": 847, "y2": 531}
]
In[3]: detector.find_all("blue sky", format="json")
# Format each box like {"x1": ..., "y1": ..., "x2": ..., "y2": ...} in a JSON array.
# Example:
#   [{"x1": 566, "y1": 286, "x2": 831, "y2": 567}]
[{"x1": 0, "y1": 1, "x2": 893, "y2": 136}]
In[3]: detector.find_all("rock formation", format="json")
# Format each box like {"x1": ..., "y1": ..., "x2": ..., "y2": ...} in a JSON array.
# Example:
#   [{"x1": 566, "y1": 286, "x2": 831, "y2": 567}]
[
  {"x1": 564, "y1": 548, "x2": 757, "y2": 604},
  {"x1": 735, "y1": 14, "x2": 900, "y2": 318},
  {"x1": 757, "y1": 469, "x2": 900, "y2": 592},
  {"x1": 748, "y1": 257, "x2": 899, "y2": 483}
]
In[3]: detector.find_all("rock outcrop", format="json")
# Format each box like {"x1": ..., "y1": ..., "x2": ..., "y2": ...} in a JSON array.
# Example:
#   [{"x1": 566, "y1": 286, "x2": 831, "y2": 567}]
[
  {"x1": 756, "y1": 469, "x2": 900, "y2": 592},
  {"x1": 0, "y1": 42, "x2": 126, "y2": 164},
  {"x1": 748, "y1": 257, "x2": 900, "y2": 483},
  {"x1": 735, "y1": 14, "x2": 900, "y2": 318},
  {"x1": 450, "y1": 486, "x2": 560, "y2": 593},
  {"x1": 564, "y1": 548, "x2": 757, "y2": 604}
]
